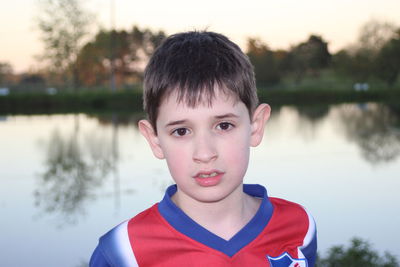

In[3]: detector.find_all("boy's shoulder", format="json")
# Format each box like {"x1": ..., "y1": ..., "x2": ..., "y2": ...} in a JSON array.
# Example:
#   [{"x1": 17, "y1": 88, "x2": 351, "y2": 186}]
[
  {"x1": 267, "y1": 196, "x2": 316, "y2": 249},
  {"x1": 269, "y1": 196, "x2": 315, "y2": 230},
  {"x1": 89, "y1": 205, "x2": 159, "y2": 267},
  {"x1": 270, "y1": 197, "x2": 312, "y2": 218}
]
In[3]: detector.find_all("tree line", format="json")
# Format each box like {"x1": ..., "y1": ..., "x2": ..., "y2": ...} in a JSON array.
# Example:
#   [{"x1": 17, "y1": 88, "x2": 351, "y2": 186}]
[
  {"x1": 0, "y1": 0, "x2": 399, "y2": 92},
  {"x1": 248, "y1": 19, "x2": 400, "y2": 89}
]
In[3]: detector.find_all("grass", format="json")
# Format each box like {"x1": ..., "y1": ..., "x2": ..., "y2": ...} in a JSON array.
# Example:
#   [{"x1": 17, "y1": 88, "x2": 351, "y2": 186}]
[
  {"x1": 258, "y1": 88, "x2": 400, "y2": 106},
  {"x1": 1, "y1": 82, "x2": 399, "y2": 115},
  {"x1": 0, "y1": 90, "x2": 143, "y2": 115}
]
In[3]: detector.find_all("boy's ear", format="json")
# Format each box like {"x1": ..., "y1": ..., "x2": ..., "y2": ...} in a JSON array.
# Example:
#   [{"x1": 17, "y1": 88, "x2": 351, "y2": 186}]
[
  {"x1": 250, "y1": 103, "x2": 271, "y2": 147},
  {"x1": 138, "y1": 120, "x2": 165, "y2": 159}
]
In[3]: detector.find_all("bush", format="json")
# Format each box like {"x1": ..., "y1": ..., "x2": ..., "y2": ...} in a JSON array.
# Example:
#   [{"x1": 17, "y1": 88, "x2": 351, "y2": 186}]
[{"x1": 317, "y1": 238, "x2": 399, "y2": 267}]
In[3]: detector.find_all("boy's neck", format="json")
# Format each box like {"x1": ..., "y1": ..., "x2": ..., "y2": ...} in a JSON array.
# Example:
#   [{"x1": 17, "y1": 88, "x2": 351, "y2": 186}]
[{"x1": 171, "y1": 184, "x2": 261, "y2": 241}]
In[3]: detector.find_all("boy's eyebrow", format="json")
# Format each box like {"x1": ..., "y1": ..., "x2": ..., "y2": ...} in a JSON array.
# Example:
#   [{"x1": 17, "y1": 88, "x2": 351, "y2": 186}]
[
  {"x1": 214, "y1": 113, "x2": 240, "y2": 119},
  {"x1": 164, "y1": 119, "x2": 188, "y2": 128},
  {"x1": 164, "y1": 113, "x2": 240, "y2": 128}
]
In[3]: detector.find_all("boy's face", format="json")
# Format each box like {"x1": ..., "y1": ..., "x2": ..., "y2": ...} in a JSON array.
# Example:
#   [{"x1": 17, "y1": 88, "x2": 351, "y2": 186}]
[{"x1": 139, "y1": 88, "x2": 270, "y2": 204}]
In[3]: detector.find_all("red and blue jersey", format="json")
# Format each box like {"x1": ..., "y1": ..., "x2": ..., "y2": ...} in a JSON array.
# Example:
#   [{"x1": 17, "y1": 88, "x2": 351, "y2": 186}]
[{"x1": 90, "y1": 184, "x2": 317, "y2": 266}]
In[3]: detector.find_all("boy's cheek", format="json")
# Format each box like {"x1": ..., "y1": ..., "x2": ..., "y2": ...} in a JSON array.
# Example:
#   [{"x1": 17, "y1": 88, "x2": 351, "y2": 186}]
[
  {"x1": 165, "y1": 155, "x2": 189, "y2": 181},
  {"x1": 162, "y1": 144, "x2": 189, "y2": 162}
]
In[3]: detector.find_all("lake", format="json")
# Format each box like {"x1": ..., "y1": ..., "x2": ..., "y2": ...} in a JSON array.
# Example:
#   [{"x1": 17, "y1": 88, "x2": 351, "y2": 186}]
[{"x1": 1, "y1": 102, "x2": 399, "y2": 266}]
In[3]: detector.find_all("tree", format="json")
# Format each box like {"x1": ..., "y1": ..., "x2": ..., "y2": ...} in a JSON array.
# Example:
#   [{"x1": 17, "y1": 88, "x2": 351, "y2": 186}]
[
  {"x1": 375, "y1": 29, "x2": 400, "y2": 86},
  {"x1": 76, "y1": 26, "x2": 166, "y2": 87},
  {"x1": 357, "y1": 19, "x2": 396, "y2": 53},
  {"x1": 317, "y1": 238, "x2": 399, "y2": 267},
  {"x1": 338, "y1": 19, "x2": 397, "y2": 82},
  {"x1": 130, "y1": 26, "x2": 166, "y2": 64},
  {"x1": 36, "y1": 0, "x2": 93, "y2": 89},
  {"x1": 76, "y1": 29, "x2": 130, "y2": 87},
  {"x1": 331, "y1": 50, "x2": 352, "y2": 76},
  {"x1": 246, "y1": 38, "x2": 281, "y2": 87},
  {"x1": 0, "y1": 62, "x2": 13, "y2": 86},
  {"x1": 289, "y1": 35, "x2": 331, "y2": 84}
]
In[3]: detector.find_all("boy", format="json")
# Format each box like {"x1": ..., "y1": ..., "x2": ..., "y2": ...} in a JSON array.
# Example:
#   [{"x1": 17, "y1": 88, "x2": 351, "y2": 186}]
[{"x1": 90, "y1": 31, "x2": 317, "y2": 266}]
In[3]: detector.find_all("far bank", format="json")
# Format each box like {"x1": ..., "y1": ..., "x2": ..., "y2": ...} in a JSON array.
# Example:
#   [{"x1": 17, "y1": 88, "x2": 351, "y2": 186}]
[{"x1": 0, "y1": 88, "x2": 399, "y2": 115}]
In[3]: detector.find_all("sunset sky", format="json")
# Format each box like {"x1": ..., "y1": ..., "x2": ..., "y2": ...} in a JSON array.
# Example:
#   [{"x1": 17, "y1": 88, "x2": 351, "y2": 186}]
[{"x1": 1, "y1": 0, "x2": 399, "y2": 73}]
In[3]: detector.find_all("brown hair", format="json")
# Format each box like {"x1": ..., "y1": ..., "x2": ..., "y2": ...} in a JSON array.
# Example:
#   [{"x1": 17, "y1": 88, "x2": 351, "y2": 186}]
[{"x1": 143, "y1": 31, "x2": 258, "y2": 133}]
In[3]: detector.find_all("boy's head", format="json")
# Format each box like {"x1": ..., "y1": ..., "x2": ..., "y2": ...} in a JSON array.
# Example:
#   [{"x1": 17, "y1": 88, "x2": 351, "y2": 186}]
[
  {"x1": 143, "y1": 31, "x2": 259, "y2": 133},
  {"x1": 139, "y1": 31, "x2": 270, "y2": 203}
]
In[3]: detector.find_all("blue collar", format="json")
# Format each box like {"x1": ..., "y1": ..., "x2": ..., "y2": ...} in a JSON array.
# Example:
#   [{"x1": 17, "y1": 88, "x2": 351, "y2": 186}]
[{"x1": 158, "y1": 184, "x2": 274, "y2": 257}]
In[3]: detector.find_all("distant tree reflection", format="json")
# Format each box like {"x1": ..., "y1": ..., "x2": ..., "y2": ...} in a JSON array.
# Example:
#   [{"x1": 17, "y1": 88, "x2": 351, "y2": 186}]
[
  {"x1": 336, "y1": 103, "x2": 400, "y2": 164},
  {"x1": 271, "y1": 103, "x2": 400, "y2": 165},
  {"x1": 35, "y1": 117, "x2": 117, "y2": 226},
  {"x1": 296, "y1": 104, "x2": 330, "y2": 123},
  {"x1": 270, "y1": 105, "x2": 330, "y2": 142},
  {"x1": 296, "y1": 105, "x2": 331, "y2": 140}
]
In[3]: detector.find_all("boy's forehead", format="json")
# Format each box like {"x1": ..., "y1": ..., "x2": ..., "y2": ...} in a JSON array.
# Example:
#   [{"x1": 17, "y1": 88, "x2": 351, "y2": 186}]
[{"x1": 160, "y1": 87, "x2": 240, "y2": 109}]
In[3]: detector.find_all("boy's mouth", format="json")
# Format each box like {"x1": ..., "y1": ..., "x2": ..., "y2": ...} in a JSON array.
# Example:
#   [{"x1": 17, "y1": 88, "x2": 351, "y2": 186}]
[
  {"x1": 198, "y1": 172, "x2": 218, "y2": 178},
  {"x1": 193, "y1": 170, "x2": 224, "y2": 187},
  {"x1": 193, "y1": 170, "x2": 223, "y2": 178}
]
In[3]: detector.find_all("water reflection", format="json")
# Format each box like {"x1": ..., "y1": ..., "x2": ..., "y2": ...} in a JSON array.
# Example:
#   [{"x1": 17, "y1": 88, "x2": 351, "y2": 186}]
[
  {"x1": 289, "y1": 104, "x2": 331, "y2": 141},
  {"x1": 335, "y1": 103, "x2": 400, "y2": 164},
  {"x1": 35, "y1": 115, "x2": 117, "y2": 226},
  {"x1": 89, "y1": 112, "x2": 144, "y2": 127},
  {"x1": 2, "y1": 104, "x2": 399, "y2": 266},
  {"x1": 296, "y1": 104, "x2": 330, "y2": 123},
  {"x1": 33, "y1": 103, "x2": 400, "y2": 227},
  {"x1": 279, "y1": 103, "x2": 400, "y2": 164}
]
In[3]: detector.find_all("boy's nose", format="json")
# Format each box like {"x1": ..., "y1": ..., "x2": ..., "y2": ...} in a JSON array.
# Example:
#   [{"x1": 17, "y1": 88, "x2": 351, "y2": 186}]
[{"x1": 192, "y1": 134, "x2": 217, "y2": 163}]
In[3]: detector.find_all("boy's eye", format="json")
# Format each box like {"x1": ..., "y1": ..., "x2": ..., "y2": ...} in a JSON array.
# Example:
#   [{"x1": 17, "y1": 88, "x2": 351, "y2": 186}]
[
  {"x1": 172, "y1": 128, "x2": 190, "y2": 136},
  {"x1": 217, "y1": 122, "x2": 234, "y2": 131}
]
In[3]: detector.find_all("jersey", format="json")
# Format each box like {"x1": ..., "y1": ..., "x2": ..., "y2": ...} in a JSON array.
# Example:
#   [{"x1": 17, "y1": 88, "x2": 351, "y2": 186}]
[{"x1": 90, "y1": 184, "x2": 317, "y2": 266}]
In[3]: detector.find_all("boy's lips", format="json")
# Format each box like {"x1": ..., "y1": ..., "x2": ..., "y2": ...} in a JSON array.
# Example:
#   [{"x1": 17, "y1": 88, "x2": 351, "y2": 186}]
[
  {"x1": 193, "y1": 170, "x2": 224, "y2": 187},
  {"x1": 193, "y1": 169, "x2": 224, "y2": 178}
]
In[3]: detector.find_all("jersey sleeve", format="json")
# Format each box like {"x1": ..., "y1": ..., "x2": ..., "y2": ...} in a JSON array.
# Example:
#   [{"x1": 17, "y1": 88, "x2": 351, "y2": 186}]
[
  {"x1": 89, "y1": 245, "x2": 111, "y2": 267},
  {"x1": 89, "y1": 220, "x2": 139, "y2": 267},
  {"x1": 298, "y1": 209, "x2": 317, "y2": 266}
]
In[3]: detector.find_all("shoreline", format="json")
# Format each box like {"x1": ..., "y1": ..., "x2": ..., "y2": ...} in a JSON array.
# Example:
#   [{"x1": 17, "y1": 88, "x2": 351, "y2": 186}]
[{"x1": 1, "y1": 88, "x2": 399, "y2": 115}]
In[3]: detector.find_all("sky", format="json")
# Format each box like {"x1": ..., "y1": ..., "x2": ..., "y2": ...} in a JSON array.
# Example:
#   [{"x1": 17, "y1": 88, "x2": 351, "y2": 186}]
[{"x1": 1, "y1": 0, "x2": 400, "y2": 73}]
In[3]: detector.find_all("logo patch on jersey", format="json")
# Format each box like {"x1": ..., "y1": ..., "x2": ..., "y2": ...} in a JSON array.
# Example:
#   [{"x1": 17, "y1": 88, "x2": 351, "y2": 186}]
[{"x1": 267, "y1": 252, "x2": 307, "y2": 267}]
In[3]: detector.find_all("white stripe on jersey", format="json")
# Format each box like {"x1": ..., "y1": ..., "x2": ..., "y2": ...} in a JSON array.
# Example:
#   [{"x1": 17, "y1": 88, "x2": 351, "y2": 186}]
[
  {"x1": 297, "y1": 207, "x2": 316, "y2": 260},
  {"x1": 113, "y1": 220, "x2": 139, "y2": 267}
]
